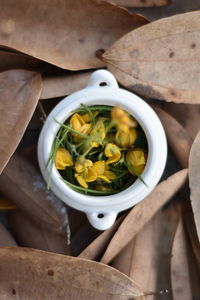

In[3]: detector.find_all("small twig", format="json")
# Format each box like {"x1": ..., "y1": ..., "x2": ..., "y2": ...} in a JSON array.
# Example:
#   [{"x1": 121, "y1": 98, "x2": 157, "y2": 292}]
[{"x1": 38, "y1": 101, "x2": 47, "y2": 122}]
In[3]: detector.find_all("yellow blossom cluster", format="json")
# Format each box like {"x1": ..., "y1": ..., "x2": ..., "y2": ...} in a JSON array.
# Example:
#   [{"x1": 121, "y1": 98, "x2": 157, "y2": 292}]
[{"x1": 54, "y1": 106, "x2": 147, "y2": 190}]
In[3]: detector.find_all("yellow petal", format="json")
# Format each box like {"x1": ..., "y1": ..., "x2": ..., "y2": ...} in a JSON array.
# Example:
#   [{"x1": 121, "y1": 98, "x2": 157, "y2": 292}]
[
  {"x1": 75, "y1": 158, "x2": 93, "y2": 173},
  {"x1": 104, "y1": 143, "x2": 121, "y2": 164},
  {"x1": 111, "y1": 106, "x2": 126, "y2": 119},
  {"x1": 98, "y1": 175, "x2": 112, "y2": 183},
  {"x1": 89, "y1": 120, "x2": 106, "y2": 147},
  {"x1": 86, "y1": 167, "x2": 97, "y2": 182},
  {"x1": 116, "y1": 128, "x2": 137, "y2": 148},
  {"x1": 126, "y1": 150, "x2": 146, "y2": 166},
  {"x1": 126, "y1": 150, "x2": 146, "y2": 175},
  {"x1": 82, "y1": 111, "x2": 98, "y2": 122},
  {"x1": 55, "y1": 147, "x2": 73, "y2": 170},
  {"x1": 75, "y1": 174, "x2": 88, "y2": 188},
  {"x1": 93, "y1": 161, "x2": 106, "y2": 176},
  {"x1": 106, "y1": 155, "x2": 120, "y2": 164},
  {"x1": 70, "y1": 113, "x2": 85, "y2": 130},
  {"x1": 111, "y1": 106, "x2": 137, "y2": 131},
  {"x1": 104, "y1": 170, "x2": 116, "y2": 180},
  {"x1": 131, "y1": 164, "x2": 145, "y2": 175},
  {"x1": 90, "y1": 141, "x2": 99, "y2": 148},
  {"x1": 81, "y1": 123, "x2": 92, "y2": 135},
  {"x1": 70, "y1": 113, "x2": 91, "y2": 139}
]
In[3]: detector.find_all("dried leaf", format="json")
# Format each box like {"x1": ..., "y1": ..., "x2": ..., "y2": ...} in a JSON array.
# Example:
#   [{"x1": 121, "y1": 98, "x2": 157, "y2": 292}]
[
  {"x1": 0, "y1": 69, "x2": 42, "y2": 173},
  {"x1": 9, "y1": 210, "x2": 69, "y2": 255},
  {"x1": 40, "y1": 71, "x2": 92, "y2": 100},
  {"x1": 103, "y1": 11, "x2": 200, "y2": 103},
  {"x1": 162, "y1": 102, "x2": 200, "y2": 140},
  {"x1": 152, "y1": 105, "x2": 193, "y2": 168},
  {"x1": 100, "y1": 169, "x2": 188, "y2": 264},
  {"x1": 184, "y1": 201, "x2": 200, "y2": 269},
  {"x1": 112, "y1": 203, "x2": 180, "y2": 300},
  {"x1": 0, "y1": 153, "x2": 69, "y2": 235},
  {"x1": 171, "y1": 217, "x2": 193, "y2": 300},
  {"x1": 0, "y1": 247, "x2": 143, "y2": 299},
  {"x1": 108, "y1": 0, "x2": 168, "y2": 7},
  {"x1": 189, "y1": 130, "x2": 200, "y2": 244},
  {"x1": 0, "y1": 50, "x2": 45, "y2": 72},
  {"x1": 79, "y1": 216, "x2": 124, "y2": 260},
  {"x1": 0, "y1": 197, "x2": 16, "y2": 210},
  {"x1": 0, "y1": 0, "x2": 148, "y2": 71},
  {"x1": 0, "y1": 223, "x2": 17, "y2": 247}
]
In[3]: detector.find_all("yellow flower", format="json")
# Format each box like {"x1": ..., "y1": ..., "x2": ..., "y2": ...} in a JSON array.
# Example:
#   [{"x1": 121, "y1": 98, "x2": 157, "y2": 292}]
[
  {"x1": 126, "y1": 149, "x2": 146, "y2": 175},
  {"x1": 115, "y1": 128, "x2": 137, "y2": 148},
  {"x1": 55, "y1": 147, "x2": 73, "y2": 170},
  {"x1": 92, "y1": 161, "x2": 116, "y2": 183},
  {"x1": 82, "y1": 111, "x2": 98, "y2": 123},
  {"x1": 70, "y1": 113, "x2": 92, "y2": 139},
  {"x1": 89, "y1": 119, "x2": 106, "y2": 147},
  {"x1": 104, "y1": 143, "x2": 121, "y2": 164},
  {"x1": 111, "y1": 106, "x2": 137, "y2": 132},
  {"x1": 75, "y1": 158, "x2": 97, "y2": 188}
]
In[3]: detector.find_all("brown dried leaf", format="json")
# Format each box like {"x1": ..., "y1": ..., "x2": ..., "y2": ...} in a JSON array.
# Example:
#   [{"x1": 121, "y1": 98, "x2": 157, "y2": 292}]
[
  {"x1": 184, "y1": 200, "x2": 200, "y2": 269},
  {"x1": 108, "y1": 0, "x2": 168, "y2": 7},
  {"x1": 8, "y1": 210, "x2": 69, "y2": 255},
  {"x1": 0, "y1": 69, "x2": 42, "y2": 173},
  {"x1": 79, "y1": 216, "x2": 124, "y2": 261},
  {"x1": 40, "y1": 71, "x2": 92, "y2": 100},
  {"x1": 103, "y1": 11, "x2": 200, "y2": 103},
  {"x1": 0, "y1": 50, "x2": 45, "y2": 72},
  {"x1": 189, "y1": 130, "x2": 200, "y2": 244},
  {"x1": 0, "y1": 247, "x2": 143, "y2": 300},
  {"x1": 161, "y1": 102, "x2": 200, "y2": 140},
  {"x1": 0, "y1": 223, "x2": 17, "y2": 247},
  {"x1": 0, "y1": 153, "x2": 69, "y2": 235},
  {"x1": 152, "y1": 105, "x2": 193, "y2": 168},
  {"x1": 171, "y1": 217, "x2": 193, "y2": 300},
  {"x1": 100, "y1": 169, "x2": 188, "y2": 264},
  {"x1": 0, "y1": 0, "x2": 148, "y2": 71},
  {"x1": 113, "y1": 203, "x2": 180, "y2": 299}
]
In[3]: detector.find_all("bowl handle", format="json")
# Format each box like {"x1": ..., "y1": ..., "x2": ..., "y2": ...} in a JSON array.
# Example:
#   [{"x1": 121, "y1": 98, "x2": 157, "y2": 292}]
[
  {"x1": 87, "y1": 70, "x2": 118, "y2": 88},
  {"x1": 86, "y1": 212, "x2": 117, "y2": 230}
]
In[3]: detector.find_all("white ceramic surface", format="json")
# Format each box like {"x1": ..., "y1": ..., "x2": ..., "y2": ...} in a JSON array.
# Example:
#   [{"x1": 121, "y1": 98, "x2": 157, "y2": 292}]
[{"x1": 38, "y1": 70, "x2": 167, "y2": 230}]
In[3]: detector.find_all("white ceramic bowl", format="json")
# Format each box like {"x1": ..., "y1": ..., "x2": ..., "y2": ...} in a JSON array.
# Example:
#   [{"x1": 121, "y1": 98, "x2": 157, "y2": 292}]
[{"x1": 38, "y1": 70, "x2": 167, "y2": 230}]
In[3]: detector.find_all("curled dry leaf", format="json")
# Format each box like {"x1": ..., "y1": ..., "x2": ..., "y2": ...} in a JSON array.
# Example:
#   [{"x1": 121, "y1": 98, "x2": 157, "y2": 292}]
[
  {"x1": 0, "y1": 247, "x2": 143, "y2": 300},
  {"x1": 171, "y1": 217, "x2": 193, "y2": 300},
  {"x1": 79, "y1": 216, "x2": 124, "y2": 260},
  {"x1": 0, "y1": 223, "x2": 17, "y2": 247},
  {"x1": 189, "y1": 129, "x2": 200, "y2": 244},
  {"x1": 0, "y1": 0, "x2": 148, "y2": 71},
  {"x1": 152, "y1": 105, "x2": 193, "y2": 168},
  {"x1": 112, "y1": 203, "x2": 180, "y2": 299},
  {"x1": 8, "y1": 210, "x2": 69, "y2": 255},
  {"x1": 103, "y1": 11, "x2": 200, "y2": 103},
  {"x1": 108, "y1": 0, "x2": 169, "y2": 7},
  {"x1": 0, "y1": 69, "x2": 42, "y2": 173},
  {"x1": 0, "y1": 50, "x2": 45, "y2": 72},
  {"x1": 101, "y1": 169, "x2": 188, "y2": 264},
  {"x1": 0, "y1": 153, "x2": 69, "y2": 235},
  {"x1": 40, "y1": 71, "x2": 92, "y2": 100}
]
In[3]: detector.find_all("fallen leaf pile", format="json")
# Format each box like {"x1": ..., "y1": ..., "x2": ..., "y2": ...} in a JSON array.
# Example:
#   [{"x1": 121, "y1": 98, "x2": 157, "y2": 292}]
[{"x1": 0, "y1": 0, "x2": 200, "y2": 299}]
